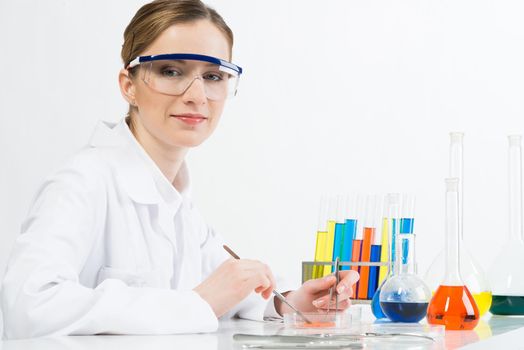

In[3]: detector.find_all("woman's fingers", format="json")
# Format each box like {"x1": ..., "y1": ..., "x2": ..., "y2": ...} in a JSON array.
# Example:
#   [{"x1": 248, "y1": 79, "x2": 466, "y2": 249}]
[
  {"x1": 244, "y1": 262, "x2": 275, "y2": 299},
  {"x1": 309, "y1": 270, "x2": 359, "y2": 308},
  {"x1": 336, "y1": 270, "x2": 360, "y2": 295},
  {"x1": 194, "y1": 258, "x2": 278, "y2": 317},
  {"x1": 302, "y1": 275, "x2": 337, "y2": 294},
  {"x1": 314, "y1": 296, "x2": 351, "y2": 310}
]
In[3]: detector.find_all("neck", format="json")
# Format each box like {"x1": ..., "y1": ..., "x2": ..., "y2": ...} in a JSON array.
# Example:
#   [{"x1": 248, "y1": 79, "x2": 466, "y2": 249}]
[{"x1": 128, "y1": 117, "x2": 188, "y2": 185}]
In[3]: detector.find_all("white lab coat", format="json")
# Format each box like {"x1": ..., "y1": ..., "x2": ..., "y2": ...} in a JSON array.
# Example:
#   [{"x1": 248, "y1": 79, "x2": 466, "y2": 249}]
[{"x1": 1, "y1": 118, "x2": 285, "y2": 339}]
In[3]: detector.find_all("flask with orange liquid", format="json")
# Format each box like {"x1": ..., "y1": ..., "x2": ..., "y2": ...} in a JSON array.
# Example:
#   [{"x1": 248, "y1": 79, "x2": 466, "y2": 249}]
[
  {"x1": 425, "y1": 133, "x2": 492, "y2": 316},
  {"x1": 427, "y1": 178, "x2": 479, "y2": 330}
]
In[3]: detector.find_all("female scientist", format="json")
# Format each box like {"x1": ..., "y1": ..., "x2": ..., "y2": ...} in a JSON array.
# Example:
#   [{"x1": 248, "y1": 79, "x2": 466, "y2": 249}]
[{"x1": 1, "y1": 0, "x2": 359, "y2": 338}]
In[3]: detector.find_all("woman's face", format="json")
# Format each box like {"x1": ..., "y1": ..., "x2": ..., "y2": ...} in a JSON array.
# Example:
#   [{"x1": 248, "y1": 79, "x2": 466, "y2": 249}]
[{"x1": 121, "y1": 20, "x2": 231, "y2": 149}]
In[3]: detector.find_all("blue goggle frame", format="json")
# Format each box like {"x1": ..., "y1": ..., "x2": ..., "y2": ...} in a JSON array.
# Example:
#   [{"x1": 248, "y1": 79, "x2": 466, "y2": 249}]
[{"x1": 127, "y1": 53, "x2": 243, "y2": 77}]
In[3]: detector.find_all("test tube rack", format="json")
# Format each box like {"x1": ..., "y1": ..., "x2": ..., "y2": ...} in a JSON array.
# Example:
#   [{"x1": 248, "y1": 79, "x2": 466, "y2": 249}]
[{"x1": 302, "y1": 260, "x2": 389, "y2": 303}]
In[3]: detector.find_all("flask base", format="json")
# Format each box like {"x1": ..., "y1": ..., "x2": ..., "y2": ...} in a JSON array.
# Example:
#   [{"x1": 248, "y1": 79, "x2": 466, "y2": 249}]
[{"x1": 490, "y1": 295, "x2": 524, "y2": 315}]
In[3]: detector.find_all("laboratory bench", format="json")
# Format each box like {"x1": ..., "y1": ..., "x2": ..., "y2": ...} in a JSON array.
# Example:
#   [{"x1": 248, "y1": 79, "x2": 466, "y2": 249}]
[{"x1": 1, "y1": 306, "x2": 524, "y2": 349}]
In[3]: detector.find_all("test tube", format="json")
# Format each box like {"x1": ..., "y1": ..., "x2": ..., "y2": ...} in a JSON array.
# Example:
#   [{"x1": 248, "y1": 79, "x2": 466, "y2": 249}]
[
  {"x1": 331, "y1": 195, "x2": 347, "y2": 272},
  {"x1": 322, "y1": 196, "x2": 337, "y2": 276},
  {"x1": 400, "y1": 194, "x2": 416, "y2": 264},
  {"x1": 313, "y1": 195, "x2": 329, "y2": 279},
  {"x1": 341, "y1": 194, "x2": 359, "y2": 271},
  {"x1": 350, "y1": 196, "x2": 366, "y2": 298},
  {"x1": 368, "y1": 195, "x2": 384, "y2": 299},
  {"x1": 357, "y1": 195, "x2": 380, "y2": 300},
  {"x1": 378, "y1": 194, "x2": 392, "y2": 284}
]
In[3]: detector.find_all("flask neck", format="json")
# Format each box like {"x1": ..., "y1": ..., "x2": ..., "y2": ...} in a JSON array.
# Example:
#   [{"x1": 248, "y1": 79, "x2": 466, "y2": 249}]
[
  {"x1": 449, "y1": 133, "x2": 464, "y2": 241},
  {"x1": 509, "y1": 136, "x2": 524, "y2": 242},
  {"x1": 397, "y1": 233, "x2": 417, "y2": 275},
  {"x1": 444, "y1": 186, "x2": 463, "y2": 285}
]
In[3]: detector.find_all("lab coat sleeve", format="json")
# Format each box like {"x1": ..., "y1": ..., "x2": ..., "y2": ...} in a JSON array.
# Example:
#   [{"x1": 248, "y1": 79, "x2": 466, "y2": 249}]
[
  {"x1": 1, "y1": 154, "x2": 217, "y2": 339},
  {"x1": 197, "y1": 212, "x2": 297, "y2": 321}
]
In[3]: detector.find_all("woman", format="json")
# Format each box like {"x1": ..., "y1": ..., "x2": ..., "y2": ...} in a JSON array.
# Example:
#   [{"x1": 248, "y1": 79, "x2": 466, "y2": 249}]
[{"x1": 1, "y1": 0, "x2": 359, "y2": 338}]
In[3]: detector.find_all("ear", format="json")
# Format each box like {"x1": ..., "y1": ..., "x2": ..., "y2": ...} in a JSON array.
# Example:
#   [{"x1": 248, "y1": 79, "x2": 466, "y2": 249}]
[{"x1": 118, "y1": 68, "x2": 137, "y2": 106}]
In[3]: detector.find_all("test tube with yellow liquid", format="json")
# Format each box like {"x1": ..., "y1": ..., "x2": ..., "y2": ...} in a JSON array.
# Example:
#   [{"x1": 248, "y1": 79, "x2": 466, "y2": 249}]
[
  {"x1": 313, "y1": 195, "x2": 329, "y2": 279},
  {"x1": 378, "y1": 199, "x2": 390, "y2": 285},
  {"x1": 322, "y1": 196, "x2": 337, "y2": 277}
]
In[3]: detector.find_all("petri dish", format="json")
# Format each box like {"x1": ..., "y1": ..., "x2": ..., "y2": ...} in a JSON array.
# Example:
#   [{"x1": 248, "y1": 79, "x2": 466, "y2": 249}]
[{"x1": 283, "y1": 312, "x2": 352, "y2": 329}]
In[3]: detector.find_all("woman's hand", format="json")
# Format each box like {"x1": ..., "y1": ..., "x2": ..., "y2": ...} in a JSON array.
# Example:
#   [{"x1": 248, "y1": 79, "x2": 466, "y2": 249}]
[
  {"x1": 193, "y1": 258, "x2": 276, "y2": 318},
  {"x1": 276, "y1": 270, "x2": 360, "y2": 315}
]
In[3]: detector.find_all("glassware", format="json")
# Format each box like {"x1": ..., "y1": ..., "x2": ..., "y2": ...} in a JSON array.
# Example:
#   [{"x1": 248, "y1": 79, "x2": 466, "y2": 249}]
[
  {"x1": 283, "y1": 312, "x2": 352, "y2": 329},
  {"x1": 341, "y1": 195, "x2": 359, "y2": 271},
  {"x1": 313, "y1": 195, "x2": 329, "y2": 278},
  {"x1": 332, "y1": 195, "x2": 347, "y2": 272},
  {"x1": 371, "y1": 193, "x2": 400, "y2": 319},
  {"x1": 424, "y1": 132, "x2": 492, "y2": 316},
  {"x1": 488, "y1": 135, "x2": 524, "y2": 315},
  {"x1": 379, "y1": 198, "x2": 431, "y2": 323},
  {"x1": 427, "y1": 178, "x2": 479, "y2": 330},
  {"x1": 357, "y1": 195, "x2": 382, "y2": 300},
  {"x1": 127, "y1": 53, "x2": 243, "y2": 100}
]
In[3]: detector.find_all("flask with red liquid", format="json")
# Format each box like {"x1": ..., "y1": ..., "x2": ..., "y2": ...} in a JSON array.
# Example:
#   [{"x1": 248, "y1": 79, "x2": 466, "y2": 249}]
[{"x1": 427, "y1": 178, "x2": 479, "y2": 330}]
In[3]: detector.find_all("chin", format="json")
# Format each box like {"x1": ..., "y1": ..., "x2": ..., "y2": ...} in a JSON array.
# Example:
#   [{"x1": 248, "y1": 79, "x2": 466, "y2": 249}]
[{"x1": 171, "y1": 134, "x2": 209, "y2": 148}]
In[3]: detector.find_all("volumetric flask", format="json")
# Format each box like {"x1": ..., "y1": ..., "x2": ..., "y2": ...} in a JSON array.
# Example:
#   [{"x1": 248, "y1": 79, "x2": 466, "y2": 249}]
[
  {"x1": 379, "y1": 209, "x2": 431, "y2": 323},
  {"x1": 427, "y1": 178, "x2": 479, "y2": 330},
  {"x1": 488, "y1": 135, "x2": 524, "y2": 315},
  {"x1": 424, "y1": 132, "x2": 492, "y2": 316}
]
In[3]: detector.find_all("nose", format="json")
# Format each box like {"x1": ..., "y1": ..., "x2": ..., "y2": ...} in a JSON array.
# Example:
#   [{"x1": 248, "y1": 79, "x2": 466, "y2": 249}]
[{"x1": 181, "y1": 76, "x2": 207, "y2": 105}]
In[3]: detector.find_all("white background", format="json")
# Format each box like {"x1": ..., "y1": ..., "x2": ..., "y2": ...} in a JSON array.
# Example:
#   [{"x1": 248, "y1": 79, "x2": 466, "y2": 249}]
[{"x1": 0, "y1": 0, "x2": 523, "y2": 287}]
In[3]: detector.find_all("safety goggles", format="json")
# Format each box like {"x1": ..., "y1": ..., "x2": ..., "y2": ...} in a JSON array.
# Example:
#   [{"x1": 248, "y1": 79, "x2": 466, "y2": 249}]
[{"x1": 127, "y1": 53, "x2": 243, "y2": 101}]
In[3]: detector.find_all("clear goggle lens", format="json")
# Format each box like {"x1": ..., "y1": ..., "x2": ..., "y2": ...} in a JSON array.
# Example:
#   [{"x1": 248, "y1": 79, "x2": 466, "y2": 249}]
[{"x1": 139, "y1": 59, "x2": 239, "y2": 101}]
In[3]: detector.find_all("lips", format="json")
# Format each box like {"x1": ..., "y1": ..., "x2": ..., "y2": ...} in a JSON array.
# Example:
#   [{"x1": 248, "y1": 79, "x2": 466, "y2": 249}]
[{"x1": 171, "y1": 113, "x2": 208, "y2": 126}]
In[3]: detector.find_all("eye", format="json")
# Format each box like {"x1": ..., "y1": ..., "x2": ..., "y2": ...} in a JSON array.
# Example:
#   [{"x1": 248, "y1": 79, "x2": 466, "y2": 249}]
[
  {"x1": 160, "y1": 66, "x2": 182, "y2": 78},
  {"x1": 203, "y1": 72, "x2": 224, "y2": 82}
]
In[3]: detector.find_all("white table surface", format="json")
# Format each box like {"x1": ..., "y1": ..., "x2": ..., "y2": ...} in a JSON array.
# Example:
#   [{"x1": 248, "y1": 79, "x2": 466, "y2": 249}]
[{"x1": 1, "y1": 306, "x2": 523, "y2": 349}]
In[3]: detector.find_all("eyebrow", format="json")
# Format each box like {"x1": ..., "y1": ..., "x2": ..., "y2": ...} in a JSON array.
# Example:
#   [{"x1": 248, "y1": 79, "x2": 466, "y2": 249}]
[{"x1": 162, "y1": 60, "x2": 217, "y2": 68}]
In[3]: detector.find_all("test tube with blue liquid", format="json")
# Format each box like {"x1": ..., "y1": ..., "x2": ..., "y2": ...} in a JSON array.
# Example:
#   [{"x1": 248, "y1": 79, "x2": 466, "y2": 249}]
[
  {"x1": 368, "y1": 195, "x2": 384, "y2": 299},
  {"x1": 371, "y1": 193, "x2": 400, "y2": 319},
  {"x1": 331, "y1": 195, "x2": 346, "y2": 272},
  {"x1": 400, "y1": 194, "x2": 415, "y2": 264},
  {"x1": 379, "y1": 205, "x2": 431, "y2": 323},
  {"x1": 341, "y1": 195, "x2": 359, "y2": 271}
]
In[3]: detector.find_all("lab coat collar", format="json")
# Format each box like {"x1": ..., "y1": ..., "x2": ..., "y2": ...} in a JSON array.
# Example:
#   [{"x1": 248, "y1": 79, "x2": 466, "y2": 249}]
[{"x1": 88, "y1": 118, "x2": 192, "y2": 206}]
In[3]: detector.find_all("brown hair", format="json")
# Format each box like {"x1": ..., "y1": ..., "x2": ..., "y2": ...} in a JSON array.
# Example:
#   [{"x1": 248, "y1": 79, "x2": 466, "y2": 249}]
[
  {"x1": 122, "y1": 0, "x2": 233, "y2": 67},
  {"x1": 121, "y1": 0, "x2": 234, "y2": 121}
]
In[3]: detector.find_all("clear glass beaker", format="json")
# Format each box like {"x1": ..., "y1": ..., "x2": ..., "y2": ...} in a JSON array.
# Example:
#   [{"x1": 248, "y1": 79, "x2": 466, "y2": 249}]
[
  {"x1": 427, "y1": 178, "x2": 479, "y2": 330},
  {"x1": 424, "y1": 132, "x2": 492, "y2": 316},
  {"x1": 379, "y1": 201, "x2": 431, "y2": 323},
  {"x1": 488, "y1": 135, "x2": 524, "y2": 315}
]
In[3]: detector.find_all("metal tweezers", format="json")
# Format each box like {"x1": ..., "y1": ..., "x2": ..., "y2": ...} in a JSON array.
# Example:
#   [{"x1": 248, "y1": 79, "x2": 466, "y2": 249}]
[
  {"x1": 326, "y1": 257, "x2": 340, "y2": 317},
  {"x1": 233, "y1": 332, "x2": 435, "y2": 343}
]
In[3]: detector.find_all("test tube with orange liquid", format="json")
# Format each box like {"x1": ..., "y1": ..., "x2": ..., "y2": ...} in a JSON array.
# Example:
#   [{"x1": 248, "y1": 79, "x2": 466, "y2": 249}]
[{"x1": 357, "y1": 195, "x2": 382, "y2": 300}]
